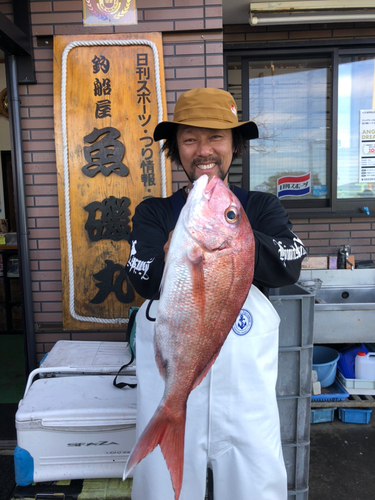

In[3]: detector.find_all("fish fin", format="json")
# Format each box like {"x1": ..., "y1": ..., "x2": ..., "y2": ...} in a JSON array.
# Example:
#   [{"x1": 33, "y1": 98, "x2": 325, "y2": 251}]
[
  {"x1": 123, "y1": 404, "x2": 186, "y2": 500},
  {"x1": 187, "y1": 246, "x2": 204, "y2": 265}
]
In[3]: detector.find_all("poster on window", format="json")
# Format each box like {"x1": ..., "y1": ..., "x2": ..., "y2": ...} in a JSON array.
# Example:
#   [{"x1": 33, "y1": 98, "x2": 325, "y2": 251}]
[
  {"x1": 277, "y1": 173, "x2": 311, "y2": 198},
  {"x1": 53, "y1": 33, "x2": 172, "y2": 330},
  {"x1": 359, "y1": 110, "x2": 375, "y2": 182}
]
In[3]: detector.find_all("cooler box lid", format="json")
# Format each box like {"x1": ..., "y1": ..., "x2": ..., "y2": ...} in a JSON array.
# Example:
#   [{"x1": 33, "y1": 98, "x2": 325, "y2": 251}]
[
  {"x1": 40, "y1": 340, "x2": 135, "y2": 373},
  {"x1": 16, "y1": 375, "x2": 137, "y2": 430}
]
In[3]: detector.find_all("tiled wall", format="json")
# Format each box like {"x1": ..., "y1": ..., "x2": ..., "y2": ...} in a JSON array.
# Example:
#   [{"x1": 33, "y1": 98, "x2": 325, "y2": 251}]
[
  {"x1": 224, "y1": 22, "x2": 375, "y2": 263},
  {"x1": 223, "y1": 21, "x2": 375, "y2": 44},
  {"x1": 291, "y1": 217, "x2": 375, "y2": 262},
  {"x1": 2, "y1": 2, "x2": 375, "y2": 358},
  {"x1": 0, "y1": 0, "x2": 223, "y2": 359}
]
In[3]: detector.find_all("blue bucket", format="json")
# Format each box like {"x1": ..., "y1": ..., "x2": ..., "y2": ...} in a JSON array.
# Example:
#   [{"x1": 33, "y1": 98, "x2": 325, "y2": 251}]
[{"x1": 313, "y1": 346, "x2": 340, "y2": 388}]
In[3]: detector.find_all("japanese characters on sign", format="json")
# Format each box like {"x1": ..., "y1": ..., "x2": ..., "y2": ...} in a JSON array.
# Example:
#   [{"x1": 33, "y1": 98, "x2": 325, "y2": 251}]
[
  {"x1": 81, "y1": 52, "x2": 135, "y2": 306},
  {"x1": 54, "y1": 34, "x2": 170, "y2": 329},
  {"x1": 137, "y1": 53, "x2": 156, "y2": 193},
  {"x1": 277, "y1": 173, "x2": 311, "y2": 198}
]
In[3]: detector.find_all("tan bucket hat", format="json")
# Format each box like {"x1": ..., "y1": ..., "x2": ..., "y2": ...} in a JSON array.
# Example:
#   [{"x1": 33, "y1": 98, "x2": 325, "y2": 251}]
[{"x1": 154, "y1": 88, "x2": 259, "y2": 141}]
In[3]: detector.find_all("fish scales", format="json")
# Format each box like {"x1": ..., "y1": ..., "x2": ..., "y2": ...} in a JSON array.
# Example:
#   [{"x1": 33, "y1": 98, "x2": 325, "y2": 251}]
[{"x1": 124, "y1": 175, "x2": 255, "y2": 499}]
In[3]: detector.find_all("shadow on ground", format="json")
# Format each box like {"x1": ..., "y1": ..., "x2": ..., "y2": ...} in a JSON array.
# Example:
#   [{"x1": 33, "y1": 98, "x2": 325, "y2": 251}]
[{"x1": 309, "y1": 415, "x2": 375, "y2": 500}]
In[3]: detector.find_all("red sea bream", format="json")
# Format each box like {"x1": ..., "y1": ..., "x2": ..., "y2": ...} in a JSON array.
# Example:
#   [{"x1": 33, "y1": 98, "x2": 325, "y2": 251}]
[{"x1": 124, "y1": 175, "x2": 255, "y2": 499}]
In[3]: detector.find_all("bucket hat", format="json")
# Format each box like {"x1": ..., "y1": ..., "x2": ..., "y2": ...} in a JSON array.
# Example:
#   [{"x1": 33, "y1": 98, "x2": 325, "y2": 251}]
[{"x1": 153, "y1": 88, "x2": 259, "y2": 142}]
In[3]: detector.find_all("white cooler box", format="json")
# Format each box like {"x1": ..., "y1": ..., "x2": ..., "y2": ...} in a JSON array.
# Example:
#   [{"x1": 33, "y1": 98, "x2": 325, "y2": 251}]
[
  {"x1": 14, "y1": 373, "x2": 137, "y2": 486},
  {"x1": 39, "y1": 340, "x2": 136, "y2": 375}
]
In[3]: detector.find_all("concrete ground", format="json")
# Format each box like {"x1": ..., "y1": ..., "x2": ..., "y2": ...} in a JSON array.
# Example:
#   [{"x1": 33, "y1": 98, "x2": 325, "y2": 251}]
[
  {"x1": 3, "y1": 412, "x2": 375, "y2": 500},
  {"x1": 309, "y1": 413, "x2": 375, "y2": 500}
]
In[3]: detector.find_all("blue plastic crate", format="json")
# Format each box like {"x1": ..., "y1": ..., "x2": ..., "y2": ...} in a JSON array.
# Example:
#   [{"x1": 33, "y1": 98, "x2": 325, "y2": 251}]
[
  {"x1": 338, "y1": 408, "x2": 372, "y2": 424},
  {"x1": 311, "y1": 379, "x2": 349, "y2": 402},
  {"x1": 311, "y1": 407, "x2": 336, "y2": 424}
]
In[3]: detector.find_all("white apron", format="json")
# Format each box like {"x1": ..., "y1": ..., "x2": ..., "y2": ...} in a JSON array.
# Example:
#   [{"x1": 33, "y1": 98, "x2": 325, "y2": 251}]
[{"x1": 130, "y1": 285, "x2": 287, "y2": 500}]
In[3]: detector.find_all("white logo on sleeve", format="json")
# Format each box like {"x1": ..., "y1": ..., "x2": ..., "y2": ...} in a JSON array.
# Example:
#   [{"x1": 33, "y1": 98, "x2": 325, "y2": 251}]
[{"x1": 126, "y1": 240, "x2": 154, "y2": 280}]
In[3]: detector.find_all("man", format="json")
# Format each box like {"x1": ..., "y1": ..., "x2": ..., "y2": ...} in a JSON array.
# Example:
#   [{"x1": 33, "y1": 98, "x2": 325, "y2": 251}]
[{"x1": 126, "y1": 88, "x2": 306, "y2": 500}]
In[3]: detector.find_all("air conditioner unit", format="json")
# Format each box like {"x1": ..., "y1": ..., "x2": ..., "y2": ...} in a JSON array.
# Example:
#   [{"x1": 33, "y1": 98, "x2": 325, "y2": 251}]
[{"x1": 249, "y1": 0, "x2": 375, "y2": 26}]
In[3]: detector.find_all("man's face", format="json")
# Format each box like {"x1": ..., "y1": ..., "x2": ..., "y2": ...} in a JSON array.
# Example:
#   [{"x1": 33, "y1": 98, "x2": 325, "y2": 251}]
[{"x1": 176, "y1": 125, "x2": 235, "y2": 185}]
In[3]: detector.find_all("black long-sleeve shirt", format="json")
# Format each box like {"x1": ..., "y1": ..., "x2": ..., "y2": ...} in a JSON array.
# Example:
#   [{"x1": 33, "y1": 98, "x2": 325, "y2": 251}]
[{"x1": 126, "y1": 186, "x2": 307, "y2": 299}]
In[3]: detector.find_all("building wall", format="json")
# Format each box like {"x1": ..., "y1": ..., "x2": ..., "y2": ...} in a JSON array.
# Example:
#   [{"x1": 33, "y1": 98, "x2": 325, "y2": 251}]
[
  {"x1": 224, "y1": 22, "x2": 375, "y2": 264},
  {"x1": 1, "y1": 1, "x2": 375, "y2": 359},
  {"x1": 0, "y1": 0, "x2": 223, "y2": 360}
]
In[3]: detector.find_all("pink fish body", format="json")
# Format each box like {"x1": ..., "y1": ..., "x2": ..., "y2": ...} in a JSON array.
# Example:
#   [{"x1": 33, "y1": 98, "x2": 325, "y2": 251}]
[{"x1": 124, "y1": 175, "x2": 255, "y2": 499}]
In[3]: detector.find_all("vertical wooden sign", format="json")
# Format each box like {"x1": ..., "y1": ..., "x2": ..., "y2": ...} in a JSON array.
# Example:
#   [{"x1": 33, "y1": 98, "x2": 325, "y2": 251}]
[{"x1": 53, "y1": 33, "x2": 172, "y2": 330}]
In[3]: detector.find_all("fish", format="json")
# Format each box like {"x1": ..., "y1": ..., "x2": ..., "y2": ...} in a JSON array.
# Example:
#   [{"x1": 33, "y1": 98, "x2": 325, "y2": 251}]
[{"x1": 123, "y1": 174, "x2": 255, "y2": 499}]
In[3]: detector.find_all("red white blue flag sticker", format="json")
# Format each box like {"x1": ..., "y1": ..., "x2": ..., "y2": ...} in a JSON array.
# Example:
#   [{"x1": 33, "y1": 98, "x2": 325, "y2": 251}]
[{"x1": 277, "y1": 173, "x2": 311, "y2": 198}]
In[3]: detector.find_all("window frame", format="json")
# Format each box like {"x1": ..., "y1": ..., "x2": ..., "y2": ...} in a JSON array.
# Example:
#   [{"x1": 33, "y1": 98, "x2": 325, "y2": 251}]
[{"x1": 225, "y1": 39, "x2": 375, "y2": 218}]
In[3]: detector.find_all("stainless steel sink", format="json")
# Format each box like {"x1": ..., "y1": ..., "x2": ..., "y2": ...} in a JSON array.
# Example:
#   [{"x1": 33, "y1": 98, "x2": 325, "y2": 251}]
[
  {"x1": 314, "y1": 285, "x2": 375, "y2": 343},
  {"x1": 315, "y1": 286, "x2": 375, "y2": 307}
]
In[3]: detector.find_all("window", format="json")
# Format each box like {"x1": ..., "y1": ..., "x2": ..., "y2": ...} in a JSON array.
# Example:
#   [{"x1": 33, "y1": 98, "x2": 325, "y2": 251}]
[
  {"x1": 338, "y1": 55, "x2": 375, "y2": 201},
  {"x1": 226, "y1": 45, "x2": 375, "y2": 216}
]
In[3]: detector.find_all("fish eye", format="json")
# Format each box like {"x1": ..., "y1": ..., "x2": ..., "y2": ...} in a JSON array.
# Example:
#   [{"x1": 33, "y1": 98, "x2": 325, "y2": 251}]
[{"x1": 225, "y1": 207, "x2": 240, "y2": 223}]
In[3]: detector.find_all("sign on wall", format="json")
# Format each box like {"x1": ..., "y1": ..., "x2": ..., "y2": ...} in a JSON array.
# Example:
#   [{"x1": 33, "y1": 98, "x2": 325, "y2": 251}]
[
  {"x1": 359, "y1": 109, "x2": 375, "y2": 183},
  {"x1": 53, "y1": 33, "x2": 172, "y2": 330},
  {"x1": 83, "y1": 0, "x2": 137, "y2": 26}
]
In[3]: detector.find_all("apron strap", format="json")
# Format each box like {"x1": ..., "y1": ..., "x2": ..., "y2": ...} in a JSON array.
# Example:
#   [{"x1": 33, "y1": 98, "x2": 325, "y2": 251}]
[{"x1": 113, "y1": 307, "x2": 138, "y2": 389}]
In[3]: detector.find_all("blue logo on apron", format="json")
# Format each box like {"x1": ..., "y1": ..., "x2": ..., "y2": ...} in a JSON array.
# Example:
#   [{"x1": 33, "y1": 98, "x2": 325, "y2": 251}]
[{"x1": 233, "y1": 309, "x2": 253, "y2": 336}]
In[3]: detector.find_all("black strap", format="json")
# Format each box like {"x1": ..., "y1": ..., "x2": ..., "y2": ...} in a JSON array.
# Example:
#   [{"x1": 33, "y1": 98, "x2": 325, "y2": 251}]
[
  {"x1": 112, "y1": 350, "x2": 137, "y2": 389},
  {"x1": 146, "y1": 299, "x2": 157, "y2": 321},
  {"x1": 113, "y1": 308, "x2": 138, "y2": 389}
]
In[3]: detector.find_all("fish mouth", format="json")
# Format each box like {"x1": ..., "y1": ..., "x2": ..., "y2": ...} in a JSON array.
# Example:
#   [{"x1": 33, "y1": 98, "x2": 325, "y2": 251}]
[
  {"x1": 188, "y1": 175, "x2": 219, "y2": 202},
  {"x1": 204, "y1": 176, "x2": 222, "y2": 200}
]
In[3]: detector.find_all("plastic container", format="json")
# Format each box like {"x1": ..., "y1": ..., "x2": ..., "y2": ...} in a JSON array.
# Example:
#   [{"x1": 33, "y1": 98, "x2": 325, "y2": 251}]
[
  {"x1": 310, "y1": 379, "x2": 348, "y2": 402},
  {"x1": 15, "y1": 373, "x2": 137, "y2": 486},
  {"x1": 39, "y1": 340, "x2": 135, "y2": 375},
  {"x1": 338, "y1": 344, "x2": 369, "y2": 379},
  {"x1": 270, "y1": 284, "x2": 314, "y2": 349},
  {"x1": 297, "y1": 278, "x2": 322, "y2": 293},
  {"x1": 338, "y1": 408, "x2": 372, "y2": 424},
  {"x1": 355, "y1": 351, "x2": 375, "y2": 380},
  {"x1": 311, "y1": 408, "x2": 336, "y2": 424},
  {"x1": 7, "y1": 256, "x2": 19, "y2": 277},
  {"x1": 277, "y1": 396, "x2": 310, "y2": 445},
  {"x1": 269, "y1": 285, "x2": 314, "y2": 500},
  {"x1": 282, "y1": 442, "x2": 309, "y2": 494},
  {"x1": 312, "y1": 346, "x2": 340, "y2": 388},
  {"x1": 5, "y1": 232, "x2": 17, "y2": 245},
  {"x1": 337, "y1": 370, "x2": 375, "y2": 395}
]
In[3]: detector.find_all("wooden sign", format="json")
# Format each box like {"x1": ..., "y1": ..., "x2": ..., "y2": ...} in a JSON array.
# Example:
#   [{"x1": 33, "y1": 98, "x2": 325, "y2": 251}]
[{"x1": 53, "y1": 33, "x2": 172, "y2": 330}]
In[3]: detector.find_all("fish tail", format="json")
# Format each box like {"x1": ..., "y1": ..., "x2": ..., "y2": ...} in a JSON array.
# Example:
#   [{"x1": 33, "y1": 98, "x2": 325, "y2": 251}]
[{"x1": 123, "y1": 404, "x2": 186, "y2": 500}]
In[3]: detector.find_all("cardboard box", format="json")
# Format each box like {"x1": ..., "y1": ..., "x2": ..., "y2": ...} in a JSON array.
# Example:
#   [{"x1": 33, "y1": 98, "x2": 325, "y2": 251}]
[{"x1": 301, "y1": 256, "x2": 328, "y2": 270}]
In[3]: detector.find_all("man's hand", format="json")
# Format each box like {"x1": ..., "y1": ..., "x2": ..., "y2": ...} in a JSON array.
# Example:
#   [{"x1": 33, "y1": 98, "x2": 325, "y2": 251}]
[{"x1": 163, "y1": 231, "x2": 173, "y2": 262}]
